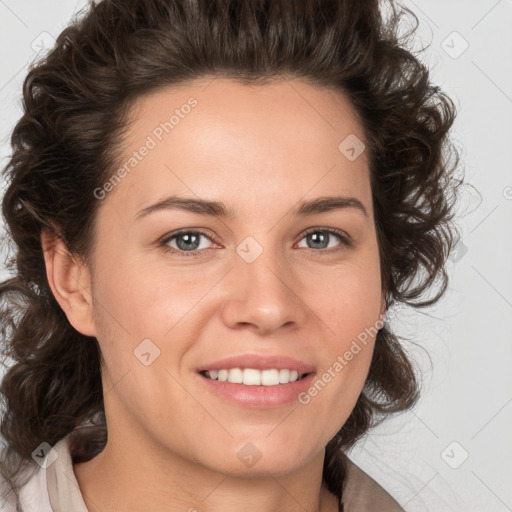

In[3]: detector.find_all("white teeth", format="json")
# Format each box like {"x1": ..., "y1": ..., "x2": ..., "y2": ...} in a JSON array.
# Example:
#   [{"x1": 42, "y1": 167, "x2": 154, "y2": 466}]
[
  {"x1": 261, "y1": 369, "x2": 280, "y2": 386},
  {"x1": 243, "y1": 368, "x2": 261, "y2": 385},
  {"x1": 228, "y1": 368, "x2": 243, "y2": 383},
  {"x1": 279, "y1": 369, "x2": 290, "y2": 383},
  {"x1": 204, "y1": 368, "x2": 306, "y2": 385}
]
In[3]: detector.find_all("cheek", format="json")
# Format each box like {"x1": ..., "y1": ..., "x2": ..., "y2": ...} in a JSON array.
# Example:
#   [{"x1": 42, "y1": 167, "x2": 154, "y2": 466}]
[
  {"x1": 300, "y1": 254, "x2": 382, "y2": 413},
  {"x1": 89, "y1": 254, "x2": 220, "y2": 390},
  {"x1": 90, "y1": 254, "x2": 187, "y2": 335},
  {"x1": 316, "y1": 256, "x2": 382, "y2": 341}
]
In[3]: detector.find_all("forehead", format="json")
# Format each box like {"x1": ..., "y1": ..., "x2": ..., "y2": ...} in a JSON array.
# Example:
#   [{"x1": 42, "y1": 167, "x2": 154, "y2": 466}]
[{"x1": 103, "y1": 77, "x2": 371, "y2": 220}]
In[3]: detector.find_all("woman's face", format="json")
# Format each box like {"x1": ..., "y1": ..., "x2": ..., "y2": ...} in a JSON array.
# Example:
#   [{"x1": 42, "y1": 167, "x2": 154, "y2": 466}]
[{"x1": 84, "y1": 77, "x2": 385, "y2": 476}]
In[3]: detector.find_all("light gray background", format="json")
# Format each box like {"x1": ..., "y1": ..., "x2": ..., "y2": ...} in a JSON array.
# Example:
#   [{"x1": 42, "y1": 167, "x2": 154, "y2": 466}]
[{"x1": 1, "y1": 1, "x2": 511, "y2": 511}]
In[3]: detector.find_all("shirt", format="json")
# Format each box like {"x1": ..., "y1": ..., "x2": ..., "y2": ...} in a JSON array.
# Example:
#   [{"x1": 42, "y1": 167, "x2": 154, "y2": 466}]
[{"x1": 1, "y1": 429, "x2": 404, "y2": 511}]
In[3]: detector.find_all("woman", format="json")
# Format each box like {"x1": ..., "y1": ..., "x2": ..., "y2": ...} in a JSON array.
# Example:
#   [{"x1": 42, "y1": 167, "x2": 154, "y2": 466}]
[{"x1": 0, "y1": 0, "x2": 462, "y2": 510}]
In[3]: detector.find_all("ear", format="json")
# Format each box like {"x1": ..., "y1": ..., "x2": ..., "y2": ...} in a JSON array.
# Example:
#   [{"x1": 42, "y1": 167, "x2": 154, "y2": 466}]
[{"x1": 41, "y1": 228, "x2": 97, "y2": 337}]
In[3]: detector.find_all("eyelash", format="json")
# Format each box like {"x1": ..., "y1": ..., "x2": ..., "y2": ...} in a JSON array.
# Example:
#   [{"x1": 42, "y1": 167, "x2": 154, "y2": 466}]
[{"x1": 158, "y1": 227, "x2": 353, "y2": 258}]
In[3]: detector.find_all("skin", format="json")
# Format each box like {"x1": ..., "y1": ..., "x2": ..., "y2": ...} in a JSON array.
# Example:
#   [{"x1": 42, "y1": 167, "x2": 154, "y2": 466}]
[{"x1": 42, "y1": 77, "x2": 386, "y2": 512}]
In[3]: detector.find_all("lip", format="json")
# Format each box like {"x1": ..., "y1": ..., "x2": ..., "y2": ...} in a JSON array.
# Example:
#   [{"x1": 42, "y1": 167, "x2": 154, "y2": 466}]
[
  {"x1": 196, "y1": 353, "x2": 316, "y2": 408},
  {"x1": 197, "y1": 371, "x2": 316, "y2": 408},
  {"x1": 197, "y1": 354, "x2": 315, "y2": 374}
]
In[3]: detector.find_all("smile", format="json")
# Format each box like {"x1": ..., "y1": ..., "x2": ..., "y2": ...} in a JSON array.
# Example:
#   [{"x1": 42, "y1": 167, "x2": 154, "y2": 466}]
[{"x1": 201, "y1": 368, "x2": 309, "y2": 386}]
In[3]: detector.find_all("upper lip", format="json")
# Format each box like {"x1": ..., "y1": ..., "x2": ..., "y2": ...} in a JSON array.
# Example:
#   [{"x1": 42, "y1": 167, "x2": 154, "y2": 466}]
[{"x1": 198, "y1": 354, "x2": 315, "y2": 374}]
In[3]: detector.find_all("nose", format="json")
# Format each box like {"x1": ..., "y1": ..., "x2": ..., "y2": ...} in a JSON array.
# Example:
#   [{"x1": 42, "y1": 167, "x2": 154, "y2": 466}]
[{"x1": 220, "y1": 245, "x2": 307, "y2": 336}]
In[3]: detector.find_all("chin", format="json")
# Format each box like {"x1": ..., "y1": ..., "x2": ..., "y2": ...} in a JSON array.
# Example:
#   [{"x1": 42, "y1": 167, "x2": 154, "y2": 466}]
[{"x1": 188, "y1": 439, "x2": 315, "y2": 478}]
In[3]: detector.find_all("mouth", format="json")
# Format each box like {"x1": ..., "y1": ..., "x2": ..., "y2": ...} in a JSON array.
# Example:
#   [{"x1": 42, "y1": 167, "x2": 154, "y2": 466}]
[
  {"x1": 199, "y1": 368, "x2": 312, "y2": 386},
  {"x1": 196, "y1": 354, "x2": 316, "y2": 407}
]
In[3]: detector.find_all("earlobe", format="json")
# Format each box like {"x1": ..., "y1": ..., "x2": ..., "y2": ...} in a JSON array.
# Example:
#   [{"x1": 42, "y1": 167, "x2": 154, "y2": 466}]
[{"x1": 41, "y1": 228, "x2": 97, "y2": 337}]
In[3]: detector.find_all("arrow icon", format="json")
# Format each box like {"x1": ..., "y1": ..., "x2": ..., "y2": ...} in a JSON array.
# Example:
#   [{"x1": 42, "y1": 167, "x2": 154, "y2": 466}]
[
  {"x1": 338, "y1": 134, "x2": 365, "y2": 161},
  {"x1": 440, "y1": 31, "x2": 468, "y2": 59},
  {"x1": 237, "y1": 442, "x2": 263, "y2": 467},
  {"x1": 441, "y1": 441, "x2": 468, "y2": 469},
  {"x1": 134, "y1": 338, "x2": 161, "y2": 366},
  {"x1": 236, "y1": 237, "x2": 263, "y2": 263},
  {"x1": 31, "y1": 442, "x2": 59, "y2": 468}
]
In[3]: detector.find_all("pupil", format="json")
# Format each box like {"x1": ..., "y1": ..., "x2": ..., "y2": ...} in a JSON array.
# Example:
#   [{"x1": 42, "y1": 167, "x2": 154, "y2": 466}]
[
  {"x1": 177, "y1": 233, "x2": 200, "y2": 251},
  {"x1": 309, "y1": 232, "x2": 328, "y2": 249}
]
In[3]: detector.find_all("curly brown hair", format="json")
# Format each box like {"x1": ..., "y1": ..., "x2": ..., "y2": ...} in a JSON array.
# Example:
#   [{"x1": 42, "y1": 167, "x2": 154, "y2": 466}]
[{"x1": 0, "y1": 0, "x2": 462, "y2": 508}]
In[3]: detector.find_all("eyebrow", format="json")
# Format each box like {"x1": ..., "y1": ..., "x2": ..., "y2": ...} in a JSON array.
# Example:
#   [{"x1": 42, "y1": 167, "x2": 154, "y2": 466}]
[{"x1": 134, "y1": 194, "x2": 368, "y2": 220}]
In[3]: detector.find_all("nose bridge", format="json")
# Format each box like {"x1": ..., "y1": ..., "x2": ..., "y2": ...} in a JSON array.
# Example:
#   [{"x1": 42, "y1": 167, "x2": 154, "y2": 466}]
[
  {"x1": 220, "y1": 234, "x2": 304, "y2": 333},
  {"x1": 240, "y1": 240, "x2": 288, "y2": 296}
]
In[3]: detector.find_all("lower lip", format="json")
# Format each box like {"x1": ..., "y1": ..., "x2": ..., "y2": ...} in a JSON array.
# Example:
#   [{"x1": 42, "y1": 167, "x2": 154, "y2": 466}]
[{"x1": 198, "y1": 372, "x2": 316, "y2": 408}]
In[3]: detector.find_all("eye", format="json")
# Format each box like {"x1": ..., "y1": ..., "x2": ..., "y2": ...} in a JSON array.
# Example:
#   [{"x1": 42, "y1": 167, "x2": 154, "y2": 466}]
[
  {"x1": 159, "y1": 227, "x2": 352, "y2": 257},
  {"x1": 160, "y1": 229, "x2": 217, "y2": 257},
  {"x1": 296, "y1": 228, "x2": 352, "y2": 252}
]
